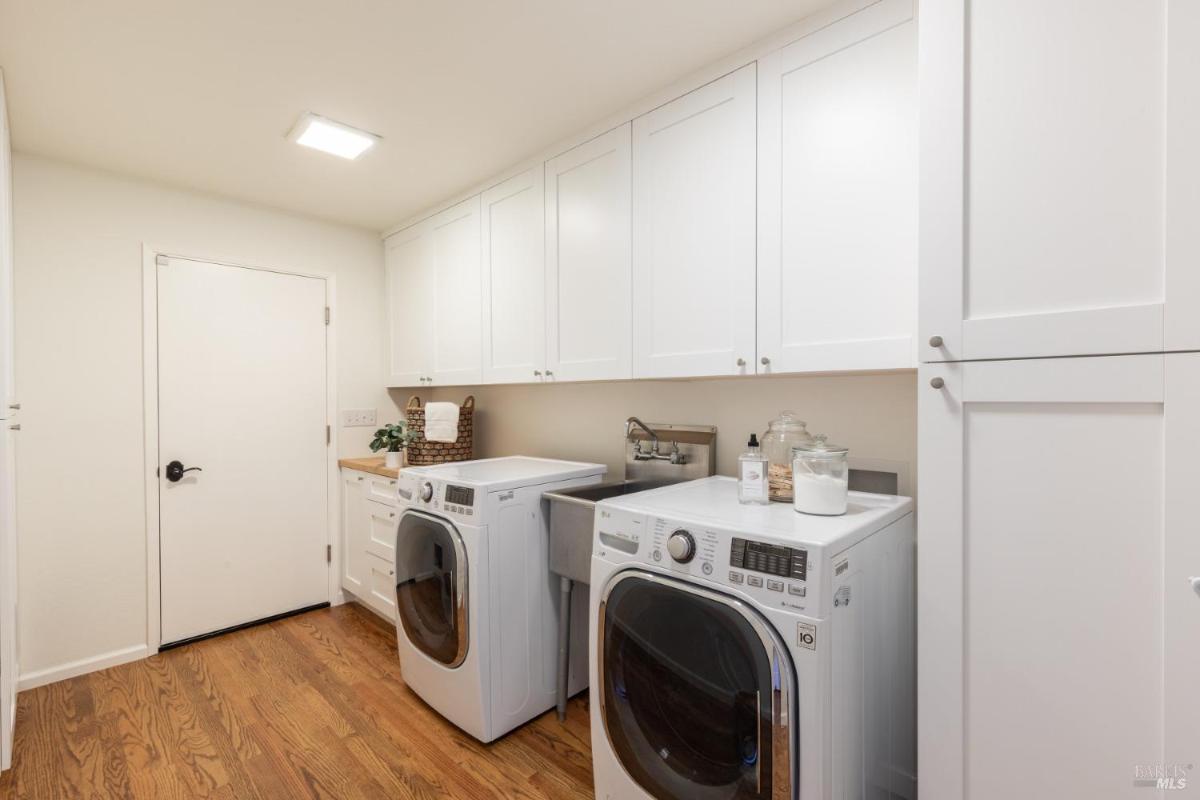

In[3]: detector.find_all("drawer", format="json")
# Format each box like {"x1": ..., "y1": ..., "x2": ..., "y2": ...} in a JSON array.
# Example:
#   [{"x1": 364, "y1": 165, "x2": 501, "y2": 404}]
[
  {"x1": 367, "y1": 474, "x2": 399, "y2": 504},
  {"x1": 365, "y1": 499, "x2": 397, "y2": 562},
  {"x1": 365, "y1": 551, "x2": 397, "y2": 621}
]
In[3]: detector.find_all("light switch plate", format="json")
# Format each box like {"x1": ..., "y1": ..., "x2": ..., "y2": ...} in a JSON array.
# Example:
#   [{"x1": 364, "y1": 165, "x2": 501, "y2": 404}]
[{"x1": 341, "y1": 409, "x2": 377, "y2": 427}]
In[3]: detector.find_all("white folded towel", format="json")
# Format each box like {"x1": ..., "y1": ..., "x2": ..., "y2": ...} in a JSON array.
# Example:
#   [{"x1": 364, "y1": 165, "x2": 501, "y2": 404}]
[{"x1": 424, "y1": 402, "x2": 460, "y2": 443}]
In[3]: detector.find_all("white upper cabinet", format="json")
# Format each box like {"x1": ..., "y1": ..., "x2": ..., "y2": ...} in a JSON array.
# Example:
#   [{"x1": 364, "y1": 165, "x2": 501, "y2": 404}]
[
  {"x1": 428, "y1": 196, "x2": 483, "y2": 385},
  {"x1": 921, "y1": 0, "x2": 1200, "y2": 361},
  {"x1": 481, "y1": 167, "x2": 546, "y2": 384},
  {"x1": 385, "y1": 222, "x2": 433, "y2": 387},
  {"x1": 545, "y1": 124, "x2": 633, "y2": 382},
  {"x1": 757, "y1": 0, "x2": 916, "y2": 374},
  {"x1": 632, "y1": 64, "x2": 757, "y2": 379},
  {"x1": 0, "y1": 70, "x2": 13, "y2": 415}
]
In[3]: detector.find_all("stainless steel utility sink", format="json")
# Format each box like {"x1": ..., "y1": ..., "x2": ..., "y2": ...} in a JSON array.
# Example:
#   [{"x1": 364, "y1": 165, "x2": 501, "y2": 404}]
[{"x1": 544, "y1": 480, "x2": 652, "y2": 583}]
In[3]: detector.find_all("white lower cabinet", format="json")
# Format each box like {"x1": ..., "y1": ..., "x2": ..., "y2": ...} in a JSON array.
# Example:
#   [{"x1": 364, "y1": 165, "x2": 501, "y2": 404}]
[
  {"x1": 919, "y1": 354, "x2": 1200, "y2": 800},
  {"x1": 340, "y1": 469, "x2": 397, "y2": 622},
  {"x1": 340, "y1": 470, "x2": 368, "y2": 597}
]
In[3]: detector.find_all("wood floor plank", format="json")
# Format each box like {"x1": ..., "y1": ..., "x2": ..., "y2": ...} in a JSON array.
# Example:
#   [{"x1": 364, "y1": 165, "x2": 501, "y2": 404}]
[{"x1": 0, "y1": 603, "x2": 595, "y2": 800}]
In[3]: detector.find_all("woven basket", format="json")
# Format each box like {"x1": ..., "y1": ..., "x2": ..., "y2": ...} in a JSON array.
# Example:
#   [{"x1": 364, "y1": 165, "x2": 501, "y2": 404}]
[{"x1": 405, "y1": 395, "x2": 475, "y2": 465}]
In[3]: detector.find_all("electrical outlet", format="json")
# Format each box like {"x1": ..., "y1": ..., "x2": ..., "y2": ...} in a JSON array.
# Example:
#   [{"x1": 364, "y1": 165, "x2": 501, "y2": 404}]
[{"x1": 341, "y1": 409, "x2": 377, "y2": 427}]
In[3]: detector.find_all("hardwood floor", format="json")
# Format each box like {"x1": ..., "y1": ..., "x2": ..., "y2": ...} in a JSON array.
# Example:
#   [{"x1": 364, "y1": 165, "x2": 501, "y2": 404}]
[{"x1": 0, "y1": 603, "x2": 595, "y2": 800}]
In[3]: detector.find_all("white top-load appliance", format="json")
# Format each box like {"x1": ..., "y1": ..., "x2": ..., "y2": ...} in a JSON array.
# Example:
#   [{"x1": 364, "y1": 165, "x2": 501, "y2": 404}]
[
  {"x1": 589, "y1": 476, "x2": 916, "y2": 800},
  {"x1": 394, "y1": 456, "x2": 606, "y2": 742}
]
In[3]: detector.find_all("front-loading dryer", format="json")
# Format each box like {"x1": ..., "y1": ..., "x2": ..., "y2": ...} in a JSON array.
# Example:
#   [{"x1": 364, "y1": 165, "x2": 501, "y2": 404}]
[
  {"x1": 393, "y1": 456, "x2": 605, "y2": 742},
  {"x1": 590, "y1": 476, "x2": 916, "y2": 800}
]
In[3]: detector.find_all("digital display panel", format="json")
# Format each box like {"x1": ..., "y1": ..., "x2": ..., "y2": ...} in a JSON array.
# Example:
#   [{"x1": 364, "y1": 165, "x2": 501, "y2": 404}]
[
  {"x1": 444, "y1": 485, "x2": 475, "y2": 506},
  {"x1": 730, "y1": 537, "x2": 807, "y2": 580}
]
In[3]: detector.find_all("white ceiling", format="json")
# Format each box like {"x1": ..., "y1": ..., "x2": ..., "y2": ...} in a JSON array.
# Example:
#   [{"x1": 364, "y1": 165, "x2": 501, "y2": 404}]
[{"x1": 0, "y1": 0, "x2": 832, "y2": 231}]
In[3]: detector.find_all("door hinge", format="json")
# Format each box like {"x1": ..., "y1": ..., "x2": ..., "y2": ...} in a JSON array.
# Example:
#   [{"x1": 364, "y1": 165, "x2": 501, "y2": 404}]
[
  {"x1": 326, "y1": 544, "x2": 332, "y2": 563},
  {"x1": 324, "y1": 306, "x2": 330, "y2": 325},
  {"x1": 155, "y1": 254, "x2": 168, "y2": 267},
  {"x1": 326, "y1": 424, "x2": 331, "y2": 445}
]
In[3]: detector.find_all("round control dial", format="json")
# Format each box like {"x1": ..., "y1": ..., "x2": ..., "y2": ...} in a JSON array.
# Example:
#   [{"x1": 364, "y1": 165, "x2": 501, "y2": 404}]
[
  {"x1": 666, "y1": 529, "x2": 696, "y2": 563},
  {"x1": 420, "y1": 481, "x2": 434, "y2": 502}
]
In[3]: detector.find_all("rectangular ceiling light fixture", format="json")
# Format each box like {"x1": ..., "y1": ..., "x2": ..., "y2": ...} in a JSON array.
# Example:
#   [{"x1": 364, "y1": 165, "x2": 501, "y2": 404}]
[{"x1": 288, "y1": 112, "x2": 379, "y2": 160}]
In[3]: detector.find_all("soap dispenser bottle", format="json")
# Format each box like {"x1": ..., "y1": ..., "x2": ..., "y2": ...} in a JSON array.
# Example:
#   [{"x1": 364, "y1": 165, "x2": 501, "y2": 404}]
[{"x1": 738, "y1": 433, "x2": 769, "y2": 505}]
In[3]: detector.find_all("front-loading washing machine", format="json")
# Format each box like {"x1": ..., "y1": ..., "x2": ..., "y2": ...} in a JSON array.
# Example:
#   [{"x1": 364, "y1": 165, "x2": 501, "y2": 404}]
[
  {"x1": 393, "y1": 456, "x2": 605, "y2": 742},
  {"x1": 590, "y1": 476, "x2": 916, "y2": 800}
]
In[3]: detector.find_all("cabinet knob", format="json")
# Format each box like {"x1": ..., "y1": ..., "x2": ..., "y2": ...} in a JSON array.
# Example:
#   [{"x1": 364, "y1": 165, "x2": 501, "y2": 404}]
[
  {"x1": 545, "y1": 370, "x2": 554, "y2": 378},
  {"x1": 8, "y1": 424, "x2": 18, "y2": 431},
  {"x1": 929, "y1": 335, "x2": 944, "y2": 348},
  {"x1": 930, "y1": 377, "x2": 945, "y2": 389},
  {"x1": 1190, "y1": 576, "x2": 1200, "y2": 598},
  {"x1": 534, "y1": 370, "x2": 543, "y2": 377},
  {"x1": 736, "y1": 358, "x2": 746, "y2": 367},
  {"x1": 760, "y1": 357, "x2": 770, "y2": 366},
  {"x1": 8, "y1": 403, "x2": 19, "y2": 411},
  {"x1": 357, "y1": 476, "x2": 364, "y2": 481}
]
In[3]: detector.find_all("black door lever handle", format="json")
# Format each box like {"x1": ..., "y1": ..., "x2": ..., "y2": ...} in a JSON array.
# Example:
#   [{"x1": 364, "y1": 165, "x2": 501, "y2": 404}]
[{"x1": 165, "y1": 460, "x2": 203, "y2": 482}]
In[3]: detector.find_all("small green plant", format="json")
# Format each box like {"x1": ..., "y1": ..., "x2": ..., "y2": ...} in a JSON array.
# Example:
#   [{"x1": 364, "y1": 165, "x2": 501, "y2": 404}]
[{"x1": 369, "y1": 422, "x2": 413, "y2": 454}]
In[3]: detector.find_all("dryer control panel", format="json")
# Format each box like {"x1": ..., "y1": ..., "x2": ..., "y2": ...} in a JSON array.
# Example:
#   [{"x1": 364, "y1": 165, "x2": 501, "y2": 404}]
[{"x1": 730, "y1": 538, "x2": 808, "y2": 581}]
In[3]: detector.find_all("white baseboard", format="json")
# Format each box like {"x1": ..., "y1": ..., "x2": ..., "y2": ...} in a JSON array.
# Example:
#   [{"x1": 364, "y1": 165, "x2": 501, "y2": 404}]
[{"x1": 18, "y1": 644, "x2": 150, "y2": 691}]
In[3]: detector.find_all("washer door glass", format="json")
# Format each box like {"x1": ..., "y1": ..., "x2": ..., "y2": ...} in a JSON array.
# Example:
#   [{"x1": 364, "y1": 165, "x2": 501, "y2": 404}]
[
  {"x1": 601, "y1": 572, "x2": 794, "y2": 800},
  {"x1": 394, "y1": 512, "x2": 468, "y2": 667}
]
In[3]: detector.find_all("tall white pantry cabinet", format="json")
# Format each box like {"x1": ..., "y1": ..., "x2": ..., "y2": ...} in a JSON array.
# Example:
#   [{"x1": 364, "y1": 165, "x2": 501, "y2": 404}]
[
  {"x1": 0, "y1": 68, "x2": 17, "y2": 773},
  {"x1": 918, "y1": 1, "x2": 1200, "y2": 799}
]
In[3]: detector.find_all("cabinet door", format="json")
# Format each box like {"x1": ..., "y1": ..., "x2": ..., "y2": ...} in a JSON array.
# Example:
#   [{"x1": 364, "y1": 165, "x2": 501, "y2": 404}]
[
  {"x1": 0, "y1": 425, "x2": 15, "y2": 770},
  {"x1": 0, "y1": 70, "x2": 13, "y2": 415},
  {"x1": 632, "y1": 64, "x2": 757, "y2": 379},
  {"x1": 919, "y1": 354, "x2": 1200, "y2": 800},
  {"x1": 364, "y1": 552, "x2": 397, "y2": 622},
  {"x1": 364, "y1": 499, "x2": 397, "y2": 563},
  {"x1": 429, "y1": 196, "x2": 482, "y2": 385},
  {"x1": 340, "y1": 470, "x2": 368, "y2": 596},
  {"x1": 920, "y1": 0, "x2": 1200, "y2": 361},
  {"x1": 481, "y1": 168, "x2": 546, "y2": 384},
  {"x1": 545, "y1": 124, "x2": 632, "y2": 382},
  {"x1": 385, "y1": 223, "x2": 432, "y2": 387},
  {"x1": 757, "y1": 0, "x2": 916, "y2": 374}
]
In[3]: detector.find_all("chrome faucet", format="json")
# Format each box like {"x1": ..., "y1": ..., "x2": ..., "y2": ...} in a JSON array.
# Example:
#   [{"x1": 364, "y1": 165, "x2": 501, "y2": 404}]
[
  {"x1": 625, "y1": 417, "x2": 686, "y2": 464},
  {"x1": 625, "y1": 416, "x2": 658, "y2": 452}
]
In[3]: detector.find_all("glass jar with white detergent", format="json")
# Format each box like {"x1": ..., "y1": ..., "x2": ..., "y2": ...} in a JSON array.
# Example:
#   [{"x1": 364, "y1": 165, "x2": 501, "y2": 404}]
[{"x1": 791, "y1": 435, "x2": 849, "y2": 516}]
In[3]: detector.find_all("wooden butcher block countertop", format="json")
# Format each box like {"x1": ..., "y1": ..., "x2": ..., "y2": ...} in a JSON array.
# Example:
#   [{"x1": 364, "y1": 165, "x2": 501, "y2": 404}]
[{"x1": 337, "y1": 456, "x2": 400, "y2": 479}]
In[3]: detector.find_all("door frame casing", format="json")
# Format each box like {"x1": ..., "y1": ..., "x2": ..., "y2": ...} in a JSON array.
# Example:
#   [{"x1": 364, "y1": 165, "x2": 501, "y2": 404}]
[{"x1": 141, "y1": 244, "x2": 340, "y2": 654}]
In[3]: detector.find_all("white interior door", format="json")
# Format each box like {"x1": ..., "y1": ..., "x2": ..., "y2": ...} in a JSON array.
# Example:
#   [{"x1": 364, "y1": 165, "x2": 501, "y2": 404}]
[
  {"x1": 481, "y1": 167, "x2": 546, "y2": 384},
  {"x1": 757, "y1": 0, "x2": 916, "y2": 374},
  {"x1": 632, "y1": 64, "x2": 757, "y2": 379},
  {"x1": 157, "y1": 256, "x2": 329, "y2": 646},
  {"x1": 545, "y1": 124, "x2": 633, "y2": 382}
]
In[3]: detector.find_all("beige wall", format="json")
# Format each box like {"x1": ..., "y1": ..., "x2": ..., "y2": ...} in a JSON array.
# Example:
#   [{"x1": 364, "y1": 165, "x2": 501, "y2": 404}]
[
  {"x1": 421, "y1": 370, "x2": 916, "y2": 491},
  {"x1": 13, "y1": 154, "x2": 391, "y2": 683}
]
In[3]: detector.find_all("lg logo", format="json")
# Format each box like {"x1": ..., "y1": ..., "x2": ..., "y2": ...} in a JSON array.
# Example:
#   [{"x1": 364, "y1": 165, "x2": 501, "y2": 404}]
[{"x1": 796, "y1": 622, "x2": 817, "y2": 650}]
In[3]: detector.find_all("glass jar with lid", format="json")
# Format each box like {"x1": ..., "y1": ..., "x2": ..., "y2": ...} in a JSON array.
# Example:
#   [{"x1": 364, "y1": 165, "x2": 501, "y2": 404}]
[
  {"x1": 792, "y1": 435, "x2": 849, "y2": 516},
  {"x1": 761, "y1": 411, "x2": 814, "y2": 502}
]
